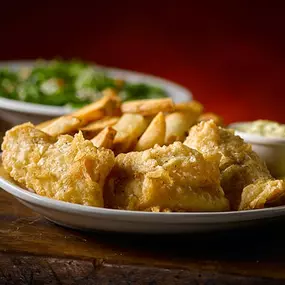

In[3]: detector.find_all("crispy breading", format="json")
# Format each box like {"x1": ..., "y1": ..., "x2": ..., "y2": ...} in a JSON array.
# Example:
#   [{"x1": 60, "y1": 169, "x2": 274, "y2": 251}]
[
  {"x1": 104, "y1": 142, "x2": 229, "y2": 212},
  {"x1": 1, "y1": 123, "x2": 115, "y2": 207},
  {"x1": 184, "y1": 120, "x2": 285, "y2": 210},
  {"x1": 239, "y1": 179, "x2": 285, "y2": 210}
]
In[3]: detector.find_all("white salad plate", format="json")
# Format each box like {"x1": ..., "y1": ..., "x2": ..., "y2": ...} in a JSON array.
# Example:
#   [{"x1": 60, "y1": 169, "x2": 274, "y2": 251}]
[
  {"x1": 0, "y1": 61, "x2": 192, "y2": 125},
  {"x1": 1, "y1": 170, "x2": 285, "y2": 234}
]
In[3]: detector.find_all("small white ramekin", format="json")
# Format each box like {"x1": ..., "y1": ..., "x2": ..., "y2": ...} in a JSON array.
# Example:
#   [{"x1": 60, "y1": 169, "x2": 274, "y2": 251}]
[{"x1": 229, "y1": 122, "x2": 285, "y2": 178}]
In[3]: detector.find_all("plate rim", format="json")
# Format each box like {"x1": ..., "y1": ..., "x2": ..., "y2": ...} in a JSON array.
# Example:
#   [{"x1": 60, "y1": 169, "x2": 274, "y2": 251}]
[
  {"x1": 1, "y1": 174, "x2": 285, "y2": 224},
  {"x1": 0, "y1": 60, "x2": 192, "y2": 115}
]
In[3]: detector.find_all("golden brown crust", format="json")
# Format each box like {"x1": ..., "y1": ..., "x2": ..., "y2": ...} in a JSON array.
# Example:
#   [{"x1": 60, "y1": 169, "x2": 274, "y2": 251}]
[
  {"x1": 104, "y1": 142, "x2": 229, "y2": 212},
  {"x1": 121, "y1": 98, "x2": 175, "y2": 116},
  {"x1": 239, "y1": 179, "x2": 285, "y2": 210},
  {"x1": 165, "y1": 111, "x2": 198, "y2": 144},
  {"x1": 91, "y1": 127, "x2": 116, "y2": 149},
  {"x1": 197, "y1": 112, "x2": 224, "y2": 126},
  {"x1": 134, "y1": 112, "x2": 166, "y2": 151},
  {"x1": 80, "y1": 116, "x2": 120, "y2": 138},
  {"x1": 184, "y1": 120, "x2": 285, "y2": 210},
  {"x1": 2, "y1": 123, "x2": 115, "y2": 207}
]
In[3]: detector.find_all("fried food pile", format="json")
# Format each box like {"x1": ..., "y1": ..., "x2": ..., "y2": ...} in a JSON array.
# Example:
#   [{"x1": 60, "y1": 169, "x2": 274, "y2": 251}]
[
  {"x1": 2, "y1": 123, "x2": 114, "y2": 207},
  {"x1": 1, "y1": 89, "x2": 285, "y2": 212},
  {"x1": 104, "y1": 142, "x2": 229, "y2": 212},
  {"x1": 184, "y1": 120, "x2": 285, "y2": 210}
]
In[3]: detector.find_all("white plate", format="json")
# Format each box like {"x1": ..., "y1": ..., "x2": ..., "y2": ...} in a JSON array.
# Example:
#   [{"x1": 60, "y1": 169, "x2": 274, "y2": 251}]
[
  {"x1": 0, "y1": 61, "x2": 192, "y2": 125},
  {"x1": 1, "y1": 171, "x2": 285, "y2": 234}
]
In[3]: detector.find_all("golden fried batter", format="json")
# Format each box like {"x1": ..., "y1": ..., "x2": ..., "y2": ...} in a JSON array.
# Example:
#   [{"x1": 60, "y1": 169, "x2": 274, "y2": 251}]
[
  {"x1": 104, "y1": 142, "x2": 229, "y2": 212},
  {"x1": 2, "y1": 123, "x2": 115, "y2": 207},
  {"x1": 239, "y1": 179, "x2": 285, "y2": 210},
  {"x1": 184, "y1": 120, "x2": 285, "y2": 210}
]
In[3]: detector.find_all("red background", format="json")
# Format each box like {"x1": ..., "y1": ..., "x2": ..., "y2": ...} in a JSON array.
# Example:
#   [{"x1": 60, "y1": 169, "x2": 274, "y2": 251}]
[{"x1": 0, "y1": 1, "x2": 284, "y2": 123}]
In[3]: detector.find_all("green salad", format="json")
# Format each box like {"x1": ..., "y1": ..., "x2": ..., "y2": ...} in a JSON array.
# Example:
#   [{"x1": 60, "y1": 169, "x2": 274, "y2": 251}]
[{"x1": 0, "y1": 60, "x2": 167, "y2": 108}]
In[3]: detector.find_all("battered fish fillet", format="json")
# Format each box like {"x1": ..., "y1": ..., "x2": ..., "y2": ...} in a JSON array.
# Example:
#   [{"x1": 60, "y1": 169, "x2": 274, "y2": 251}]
[
  {"x1": 104, "y1": 142, "x2": 229, "y2": 212},
  {"x1": 1, "y1": 123, "x2": 115, "y2": 207},
  {"x1": 184, "y1": 120, "x2": 285, "y2": 210},
  {"x1": 239, "y1": 179, "x2": 285, "y2": 210}
]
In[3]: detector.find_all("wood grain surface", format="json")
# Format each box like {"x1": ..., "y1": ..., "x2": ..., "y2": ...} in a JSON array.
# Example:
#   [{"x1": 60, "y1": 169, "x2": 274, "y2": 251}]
[{"x1": 1, "y1": 186, "x2": 285, "y2": 284}]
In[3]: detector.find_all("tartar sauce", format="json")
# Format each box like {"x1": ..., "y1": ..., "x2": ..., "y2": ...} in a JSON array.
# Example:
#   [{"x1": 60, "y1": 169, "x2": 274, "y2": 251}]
[{"x1": 236, "y1": 120, "x2": 285, "y2": 138}]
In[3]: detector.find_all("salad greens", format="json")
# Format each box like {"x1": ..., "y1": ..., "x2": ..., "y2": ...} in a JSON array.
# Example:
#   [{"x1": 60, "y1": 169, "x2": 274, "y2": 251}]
[{"x1": 0, "y1": 60, "x2": 167, "y2": 108}]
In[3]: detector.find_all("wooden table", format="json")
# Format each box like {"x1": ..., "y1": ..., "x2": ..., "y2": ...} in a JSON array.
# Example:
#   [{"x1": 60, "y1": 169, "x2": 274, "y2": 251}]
[
  {"x1": 1, "y1": 121, "x2": 285, "y2": 284},
  {"x1": 1, "y1": 190, "x2": 285, "y2": 284}
]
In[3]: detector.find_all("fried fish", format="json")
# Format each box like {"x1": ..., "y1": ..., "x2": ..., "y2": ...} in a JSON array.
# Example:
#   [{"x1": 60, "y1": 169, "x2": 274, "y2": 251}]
[
  {"x1": 184, "y1": 120, "x2": 285, "y2": 210},
  {"x1": 2, "y1": 123, "x2": 115, "y2": 207},
  {"x1": 104, "y1": 142, "x2": 229, "y2": 212}
]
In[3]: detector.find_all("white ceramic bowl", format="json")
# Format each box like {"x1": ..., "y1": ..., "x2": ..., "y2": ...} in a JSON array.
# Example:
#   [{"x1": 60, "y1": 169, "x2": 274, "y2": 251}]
[
  {"x1": 0, "y1": 61, "x2": 192, "y2": 125},
  {"x1": 229, "y1": 122, "x2": 285, "y2": 178}
]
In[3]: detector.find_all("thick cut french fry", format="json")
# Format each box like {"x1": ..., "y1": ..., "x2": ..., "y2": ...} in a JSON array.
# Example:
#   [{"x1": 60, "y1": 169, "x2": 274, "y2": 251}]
[
  {"x1": 91, "y1": 127, "x2": 116, "y2": 149},
  {"x1": 72, "y1": 89, "x2": 121, "y2": 123},
  {"x1": 41, "y1": 116, "x2": 81, "y2": 136},
  {"x1": 113, "y1": 114, "x2": 148, "y2": 154},
  {"x1": 144, "y1": 116, "x2": 155, "y2": 126},
  {"x1": 175, "y1": 100, "x2": 203, "y2": 114},
  {"x1": 165, "y1": 112, "x2": 198, "y2": 144},
  {"x1": 38, "y1": 89, "x2": 120, "y2": 132},
  {"x1": 80, "y1": 116, "x2": 120, "y2": 138},
  {"x1": 37, "y1": 118, "x2": 57, "y2": 129},
  {"x1": 121, "y1": 98, "x2": 174, "y2": 116},
  {"x1": 198, "y1": 112, "x2": 224, "y2": 126},
  {"x1": 134, "y1": 112, "x2": 165, "y2": 151}
]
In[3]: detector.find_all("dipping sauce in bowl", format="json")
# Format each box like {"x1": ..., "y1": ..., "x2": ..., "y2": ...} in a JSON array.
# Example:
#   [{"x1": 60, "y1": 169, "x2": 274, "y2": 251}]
[
  {"x1": 234, "y1": 120, "x2": 285, "y2": 138},
  {"x1": 230, "y1": 120, "x2": 285, "y2": 178}
]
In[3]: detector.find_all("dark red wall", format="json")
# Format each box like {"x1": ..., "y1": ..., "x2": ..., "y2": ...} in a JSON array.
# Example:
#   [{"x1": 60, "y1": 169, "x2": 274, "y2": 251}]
[{"x1": 1, "y1": 1, "x2": 284, "y2": 123}]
